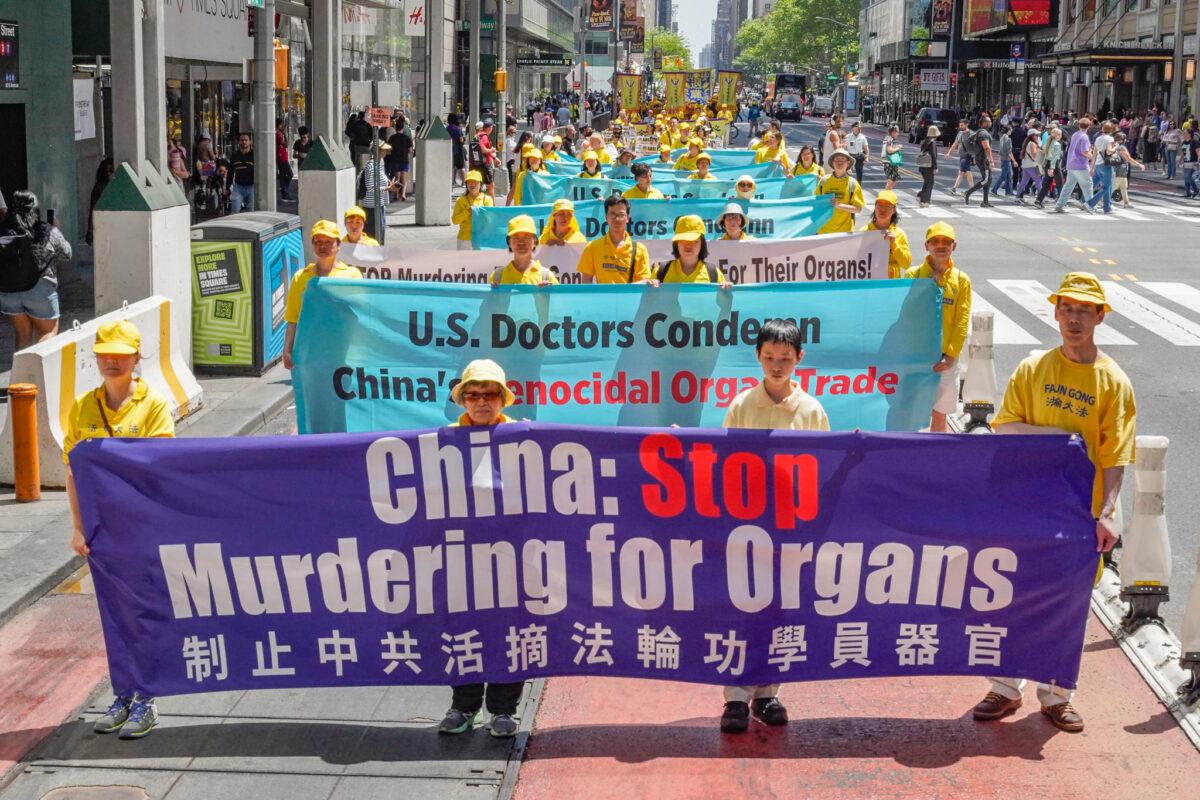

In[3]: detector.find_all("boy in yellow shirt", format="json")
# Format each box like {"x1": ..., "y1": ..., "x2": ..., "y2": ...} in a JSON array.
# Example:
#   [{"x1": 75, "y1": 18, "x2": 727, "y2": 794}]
[
  {"x1": 283, "y1": 220, "x2": 363, "y2": 369},
  {"x1": 816, "y1": 149, "x2": 865, "y2": 233},
  {"x1": 903, "y1": 221, "x2": 970, "y2": 432},
  {"x1": 972, "y1": 272, "x2": 1134, "y2": 734}
]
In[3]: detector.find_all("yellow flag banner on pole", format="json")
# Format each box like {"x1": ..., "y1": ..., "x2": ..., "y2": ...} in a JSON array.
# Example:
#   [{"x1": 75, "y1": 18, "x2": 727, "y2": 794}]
[
  {"x1": 717, "y1": 70, "x2": 741, "y2": 109},
  {"x1": 664, "y1": 71, "x2": 686, "y2": 110},
  {"x1": 616, "y1": 73, "x2": 642, "y2": 112}
]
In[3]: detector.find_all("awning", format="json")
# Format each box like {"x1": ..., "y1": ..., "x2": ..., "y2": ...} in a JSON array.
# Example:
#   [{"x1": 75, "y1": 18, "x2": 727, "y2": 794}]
[{"x1": 1038, "y1": 47, "x2": 1173, "y2": 67}]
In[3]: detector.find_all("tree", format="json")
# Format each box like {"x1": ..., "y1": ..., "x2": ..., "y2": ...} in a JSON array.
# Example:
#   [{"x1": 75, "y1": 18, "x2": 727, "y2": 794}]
[{"x1": 733, "y1": 0, "x2": 858, "y2": 86}]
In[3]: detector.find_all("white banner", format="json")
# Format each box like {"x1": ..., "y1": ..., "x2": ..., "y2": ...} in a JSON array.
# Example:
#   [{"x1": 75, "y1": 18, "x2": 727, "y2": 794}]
[
  {"x1": 73, "y1": 78, "x2": 95, "y2": 141},
  {"x1": 918, "y1": 68, "x2": 949, "y2": 92},
  {"x1": 341, "y1": 233, "x2": 888, "y2": 286},
  {"x1": 404, "y1": 0, "x2": 427, "y2": 37}
]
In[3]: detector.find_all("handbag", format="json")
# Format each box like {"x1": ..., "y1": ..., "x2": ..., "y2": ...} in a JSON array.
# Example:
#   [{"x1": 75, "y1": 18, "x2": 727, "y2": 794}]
[
  {"x1": 915, "y1": 149, "x2": 933, "y2": 168},
  {"x1": 886, "y1": 150, "x2": 904, "y2": 167}
]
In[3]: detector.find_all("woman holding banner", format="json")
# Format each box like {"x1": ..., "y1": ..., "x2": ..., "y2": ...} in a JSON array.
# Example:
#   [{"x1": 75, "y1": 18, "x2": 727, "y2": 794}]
[
  {"x1": 453, "y1": 171, "x2": 493, "y2": 250},
  {"x1": 816, "y1": 150, "x2": 865, "y2": 234},
  {"x1": 539, "y1": 199, "x2": 587, "y2": 246},
  {"x1": 858, "y1": 189, "x2": 911, "y2": 278},
  {"x1": 754, "y1": 131, "x2": 792, "y2": 172},
  {"x1": 579, "y1": 151, "x2": 605, "y2": 179},
  {"x1": 674, "y1": 138, "x2": 704, "y2": 172},
  {"x1": 688, "y1": 152, "x2": 717, "y2": 181},
  {"x1": 717, "y1": 203, "x2": 755, "y2": 241},
  {"x1": 489, "y1": 216, "x2": 558, "y2": 286},
  {"x1": 439, "y1": 359, "x2": 526, "y2": 738},
  {"x1": 654, "y1": 215, "x2": 731, "y2": 286},
  {"x1": 66, "y1": 319, "x2": 175, "y2": 740},
  {"x1": 791, "y1": 146, "x2": 825, "y2": 180},
  {"x1": 507, "y1": 146, "x2": 550, "y2": 207}
]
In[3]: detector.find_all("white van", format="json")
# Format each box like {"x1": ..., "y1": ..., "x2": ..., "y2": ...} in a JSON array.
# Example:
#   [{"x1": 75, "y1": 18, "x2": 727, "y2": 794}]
[{"x1": 810, "y1": 96, "x2": 834, "y2": 117}]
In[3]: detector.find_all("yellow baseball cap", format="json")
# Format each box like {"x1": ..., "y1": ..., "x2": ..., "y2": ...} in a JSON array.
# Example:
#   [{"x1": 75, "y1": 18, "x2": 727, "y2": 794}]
[
  {"x1": 875, "y1": 189, "x2": 899, "y2": 206},
  {"x1": 582, "y1": 150, "x2": 600, "y2": 161},
  {"x1": 671, "y1": 214, "x2": 707, "y2": 242},
  {"x1": 450, "y1": 359, "x2": 516, "y2": 406},
  {"x1": 680, "y1": 122, "x2": 692, "y2": 130},
  {"x1": 344, "y1": 205, "x2": 367, "y2": 220},
  {"x1": 925, "y1": 221, "x2": 956, "y2": 242},
  {"x1": 93, "y1": 319, "x2": 141, "y2": 356},
  {"x1": 551, "y1": 198, "x2": 575, "y2": 215},
  {"x1": 522, "y1": 144, "x2": 541, "y2": 159},
  {"x1": 311, "y1": 219, "x2": 342, "y2": 241},
  {"x1": 507, "y1": 214, "x2": 538, "y2": 238},
  {"x1": 465, "y1": 170, "x2": 483, "y2": 183},
  {"x1": 696, "y1": 151, "x2": 713, "y2": 163},
  {"x1": 1048, "y1": 272, "x2": 1111, "y2": 312},
  {"x1": 687, "y1": 137, "x2": 704, "y2": 147}
]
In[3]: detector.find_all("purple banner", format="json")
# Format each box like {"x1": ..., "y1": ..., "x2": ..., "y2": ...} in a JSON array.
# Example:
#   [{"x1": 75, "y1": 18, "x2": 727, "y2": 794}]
[{"x1": 70, "y1": 425, "x2": 1098, "y2": 698}]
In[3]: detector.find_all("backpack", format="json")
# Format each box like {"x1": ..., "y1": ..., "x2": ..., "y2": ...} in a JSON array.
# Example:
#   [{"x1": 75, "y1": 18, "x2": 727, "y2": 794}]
[
  {"x1": 965, "y1": 129, "x2": 986, "y2": 157},
  {"x1": 469, "y1": 136, "x2": 485, "y2": 168},
  {"x1": 0, "y1": 231, "x2": 43, "y2": 294},
  {"x1": 656, "y1": 260, "x2": 718, "y2": 283}
]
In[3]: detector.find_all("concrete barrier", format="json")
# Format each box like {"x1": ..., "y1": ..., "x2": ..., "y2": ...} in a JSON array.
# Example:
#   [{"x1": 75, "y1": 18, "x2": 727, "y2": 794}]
[{"x1": 0, "y1": 296, "x2": 203, "y2": 488}]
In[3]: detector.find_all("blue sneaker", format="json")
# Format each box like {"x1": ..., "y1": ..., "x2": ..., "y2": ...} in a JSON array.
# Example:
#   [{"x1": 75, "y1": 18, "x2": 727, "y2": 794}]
[
  {"x1": 489, "y1": 713, "x2": 519, "y2": 738},
  {"x1": 94, "y1": 696, "x2": 133, "y2": 734},
  {"x1": 437, "y1": 708, "x2": 477, "y2": 734},
  {"x1": 118, "y1": 698, "x2": 159, "y2": 739}
]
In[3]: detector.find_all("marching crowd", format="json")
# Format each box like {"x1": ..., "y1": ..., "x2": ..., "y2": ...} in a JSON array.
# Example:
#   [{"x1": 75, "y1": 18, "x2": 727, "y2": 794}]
[{"x1": 55, "y1": 97, "x2": 1137, "y2": 742}]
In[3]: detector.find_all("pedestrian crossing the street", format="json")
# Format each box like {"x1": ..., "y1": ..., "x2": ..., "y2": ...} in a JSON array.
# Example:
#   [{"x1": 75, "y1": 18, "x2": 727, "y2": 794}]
[{"x1": 969, "y1": 278, "x2": 1200, "y2": 348}]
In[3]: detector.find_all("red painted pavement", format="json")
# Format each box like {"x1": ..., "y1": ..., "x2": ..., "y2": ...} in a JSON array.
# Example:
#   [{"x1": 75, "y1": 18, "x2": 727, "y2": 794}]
[
  {"x1": 0, "y1": 594, "x2": 108, "y2": 781},
  {"x1": 513, "y1": 616, "x2": 1200, "y2": 800}
]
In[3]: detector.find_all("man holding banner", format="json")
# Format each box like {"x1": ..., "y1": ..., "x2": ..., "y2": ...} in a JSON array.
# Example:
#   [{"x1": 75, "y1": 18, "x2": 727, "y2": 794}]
[{"x1": 577, "y1": 196, "x2": 656, "y2": 285}]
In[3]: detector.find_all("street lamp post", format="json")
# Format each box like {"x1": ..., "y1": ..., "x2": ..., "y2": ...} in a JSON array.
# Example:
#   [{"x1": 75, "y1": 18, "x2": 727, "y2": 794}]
[{"x1": 814, "y1": 16, "x2": 856, "y2": 116}]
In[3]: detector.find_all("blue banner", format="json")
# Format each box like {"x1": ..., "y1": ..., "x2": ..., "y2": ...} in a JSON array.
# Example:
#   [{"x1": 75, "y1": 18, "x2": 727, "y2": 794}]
[
  {"x1": 71, "y1": 426, "x2": 1097, "y2": 698},
  {"x1": 546, "y1": 159, "x2": 784, "y2": 181},
  {"x1": 291, "y1": 280, "x2": 940, "y2": 434},
  {"x1": 521, "y1": 172, "x2": 817, "y2": 206},
  {"x1": 635, "y1": 149, "x2": 761, "y2": 167},
  {"x1": 473, "y1": 195, "x2": 833, "y2": 250}
]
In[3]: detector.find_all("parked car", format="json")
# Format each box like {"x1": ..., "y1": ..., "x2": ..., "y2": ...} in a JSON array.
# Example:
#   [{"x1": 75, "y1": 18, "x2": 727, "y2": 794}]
[
  {"x1": 810, "y1": 95, "x2": 834, "y2": 117},
  {"x1": 776, "y1": 96, "x2": 805, "y2": 121},
  {"x1": 909, "y1": 107, "x2": 959, "y2": 146}
]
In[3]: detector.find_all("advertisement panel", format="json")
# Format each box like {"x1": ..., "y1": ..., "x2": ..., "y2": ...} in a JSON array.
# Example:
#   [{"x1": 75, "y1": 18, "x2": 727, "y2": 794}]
[
  {"x1": 919, "y1": 68, "x2": 950, "y2": 91},
  {"x1": 910, "y1": 0, "x2": 934, "y2": 40},
  {"x1": 190, "y1": 241, "x2": 254, "y2": 367},
  {"x1": 588, "y1": 0, "x2": 614, "y2": 30},
  {"x1": 963, "y1": 0, "x2": 1009, "y2": 36},
  {"x1": 1008, "y1": 0, "x2": 1051, "y2": 26},
  {"x1": 932, "y1": 0, "x2": 952, "y2": 34}
]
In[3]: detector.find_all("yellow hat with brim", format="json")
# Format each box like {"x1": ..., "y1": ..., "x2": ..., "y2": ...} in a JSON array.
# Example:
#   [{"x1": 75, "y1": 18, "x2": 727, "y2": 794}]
[
  {"x1": 344, "y1": 205, "x2": 367, "y2": 220},
  {"x1": 93, "y1": 319, "x2": 141, "y2": 356},
  {"x1": 925, "y1": 221, "x2": 956, "y2": 242},
  {"x1": 450, "y1": 359, "x2": 516, "y2": 407},
  {"x1": 680, "y1": 122, "x2": 692, "y2": 130},
  {"x1": 507, "y1": 214, "x2": 538, "y2": 238},
  {"x1": 875, "y1": 189, "x2": 899, "y2": 206},
  {"x1": 1048, "y1": 271, "x2": 1111, "y2": 312},
  {"x1": 687, "y1": 137, "x2": 704, "y2": 147},
  {"x1": 582, "y1": 150, "x2": 600, "y2": 161},
  {"x1": 551, "y1": 198, "x2": 575, "y2": 215},
  {"x1": 696, "y1": 151, "x2": 713, "y2": 163},
  {"x1": 465, "y1": 170, "x2": 483, "y2": 183},
  {"x1": 672, "y1": 214, "x2": 707, "y2": 242},
  {"x1": 311, "y1": 219, "x2": 342, "y2": 241},
  {"x1": 522, "y1": 144, "x2": 541, "y2": 159}
]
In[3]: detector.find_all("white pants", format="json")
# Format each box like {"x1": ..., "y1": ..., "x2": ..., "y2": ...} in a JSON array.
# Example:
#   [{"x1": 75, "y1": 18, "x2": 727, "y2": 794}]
[
  {"x1": 989, "y1": 677, "x2": 1073, "y2": 707},
  {"x1": 723, "y1": 683, "x2": 780, "y2": 704},
  {"x1": 933, "y1": 359, "x2": 960, "y2": 415}
]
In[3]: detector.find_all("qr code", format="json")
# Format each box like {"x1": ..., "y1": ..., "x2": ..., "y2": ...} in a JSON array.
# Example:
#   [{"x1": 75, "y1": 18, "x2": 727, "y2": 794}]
[{"x1": 214, "y1": 299, "x2": 234, "y2": 320}]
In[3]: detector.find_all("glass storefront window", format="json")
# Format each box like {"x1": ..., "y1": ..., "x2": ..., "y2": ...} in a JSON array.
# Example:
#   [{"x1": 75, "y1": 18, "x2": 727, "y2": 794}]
[{"x1": 341, "y1": 4, "x2": 417, "y2": 121}]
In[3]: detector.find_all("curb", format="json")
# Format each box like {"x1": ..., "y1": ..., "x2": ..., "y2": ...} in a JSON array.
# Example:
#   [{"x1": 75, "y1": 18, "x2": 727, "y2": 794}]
[{"x1": 498, "y1": 677, "x2": 547, "y2": 800}]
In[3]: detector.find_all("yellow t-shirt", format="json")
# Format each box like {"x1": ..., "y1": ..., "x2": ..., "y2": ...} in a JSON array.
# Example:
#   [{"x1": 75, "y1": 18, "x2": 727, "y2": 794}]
[
  {"x1": 859, "y1": 221, "x2": 912, "y2": 279},
  {"x1": 723, "y1": 382, "x2": 830, "y2": 431},
  {"x1": 577, "y1": 233, "x2": 652, "y2": 284},
  {"x1": 817, "y1": 173, "x2": 865, "y2": 234},
  {"x1": 596, "y1": 149, "x2": 614, "y2": 165},
  {"x1": 510, "y1": 168, "x2": 548, "y2": 207},
  {"x1": 755, "y1": 146, "x2": 792, "y2": 172},
  {"x1": 719, "y1": 231, "x2": 756, "y2": 241},
  {"x1": 542, "y1": 150, "x2": 561, "y2": 162},
  {"x1": 450, "y1": 412, "x2": 513, "y2": 428},
  {"x1": 578, "y1": 170, "x2": 605, "y2": 179},
  {"x1": 341, "y1": 232, "x2": 380, "y2": 247},
  {"x1": 452, "y1": 193, "x2": 494, "y2": 241},
  {"x1": 993, "y1": 348, "x2": 1136, "y2": 517},
  {"x1": 792, "y1": 161, "x2": 825, "y2": 179},
  {"x1": 62, "y1": 379, "x2": 175, "y2": 464},
  {"x1": 624, "y1": 185, "x2": 665, "y2": 199},
  {"x1": 688, "y1": 171, "x2": 717, "y2": 181},
  {"x1": 674, "y1": 154, "x2": 701, "y2": 172},
  {"x1": 489, "y1": 259, "x2": 559, "y2": 286},
  {"x1": 284, "y1": 262, "x2": 363, "y2": 324},
  {"x1": 903, "y1": 258, "x2": 971, "y2": 359},
  {"x1": 658, "y1": 259, "x2": 726, "y2": 284}
]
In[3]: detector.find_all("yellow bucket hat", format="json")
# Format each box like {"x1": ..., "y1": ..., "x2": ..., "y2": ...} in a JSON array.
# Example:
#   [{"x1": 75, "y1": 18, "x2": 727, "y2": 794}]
[
  {"x1": 1048, "y1": 271, "x2": 1111, "y2": 312},
  {"x1": 551, "y1": 198, "x2": 575, "y2": 216},
  {"x1": 672, "y1": 214, "x2": 707, "y2": 242},
  {"x1": 93, "y1": 319, "x2": 141, "y2": 356},
  {"x1": 450, "y1": 359, "x2": 516, "y2": 406},
  {"x1": 507, "y1": 214, "x2": 538, "y2": 238},
  {"x1": 925, "y1": 221, "x2": 956, "y2": 242},
  {"x1": 465, "y1": 170, "x2": 484, "y2": 184},
  {"x1": 687, "y1": 137, "x2": 704, "y2": 147},
  {"x1": 344, "y1": 205, "x2": 367, "y2": 221},
  {"x1": 521, "y1": 144, "x2": 541, "y2": 159},
  {"x1": 310, "y1": 219, "x2": 342, "y2": 241}
]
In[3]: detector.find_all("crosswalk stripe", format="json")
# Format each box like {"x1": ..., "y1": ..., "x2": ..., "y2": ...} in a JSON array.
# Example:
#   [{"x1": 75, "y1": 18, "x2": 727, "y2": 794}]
[
  {"x1": 988, "y1": 279, "x2": 1137, "y2": 345},
  {"x1": 1138, "y1": 282, "x2": 1200, "y2": 317},
  {"x1": 969, "y1": 292, "x2": 1041, "y2": 345},
  {"x1": 911, "y1": 206, "x2": 960, "y2": 218},
  {"x1": 1101, "y1": 282, "x2": 1200, "y2": 346},
  {"x1": 1109, "y1": 209, "x2": 1150, "y2": 221},
  {"x1": 962, "y1": 208, "x2": 1008, "y2": 219},
  {"x1": 1010, "y1": 208, "x2": 1047, "y2": 219}
]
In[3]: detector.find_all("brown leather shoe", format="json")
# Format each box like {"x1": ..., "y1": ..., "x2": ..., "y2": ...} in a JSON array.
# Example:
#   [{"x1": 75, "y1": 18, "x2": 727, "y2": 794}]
[
  {"x1": 972, "y1": 691, "x2": 1023, "y2": 720},
  {"x1": 1041, "y1": 702, "x2": 1084, "y2": 732}
]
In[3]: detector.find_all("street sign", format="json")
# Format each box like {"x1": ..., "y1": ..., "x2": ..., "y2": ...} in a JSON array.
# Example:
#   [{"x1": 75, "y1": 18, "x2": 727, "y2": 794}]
[
  {"x1": 826, "y1": 73, "x2": 838, "y2": 82},
  {"x1": 367, "y1": 106, "x2": 392, "y2": 127},
  {"x1": 515, "y1": 55, "x2": 574, "y2": 68},
  {"x1": 247, "y1": 0, "x2": 264, "y2": 7}
]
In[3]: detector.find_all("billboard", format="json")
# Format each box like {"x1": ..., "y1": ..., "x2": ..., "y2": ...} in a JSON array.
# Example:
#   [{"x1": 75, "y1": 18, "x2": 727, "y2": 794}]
[
  {"x1": 910, "y1": 0, "x2": 933, "y2": 40},
  {"x1": 964, "y1": 0, "x2": 1050, "y2": 35},
  {"x1": 588, "y1": 0, "x2": 613, "y2": 30},
  {"x1": 932, "y1": 0, "x2": 952, "y2": 35},
  {"x1": 1008, "y1": 0, "x2": 1050, "y2": 26}
]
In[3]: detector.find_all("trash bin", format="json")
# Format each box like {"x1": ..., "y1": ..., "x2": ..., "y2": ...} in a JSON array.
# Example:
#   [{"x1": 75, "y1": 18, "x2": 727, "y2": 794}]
[{"x1": 189, "y1": 212, "x2": 303, "y2": 375}]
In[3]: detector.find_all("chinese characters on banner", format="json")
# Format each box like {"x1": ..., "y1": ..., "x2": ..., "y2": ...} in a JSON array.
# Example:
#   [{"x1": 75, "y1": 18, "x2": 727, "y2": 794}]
[
  {"x1": 588, "y1": 0, "x2": 614, "y2": 30},
  {"x1": 717, "y1": 70, "x2": 741, "y2": 109},
  {"x1": 616, "y1": 72, "x2": 643, "y2": 113},
  {"x1": 71, "y1": 426, "x2": 1099, "y2": 699},
  {"x1": 664, "y1": 71, "x2": 686, "y2": 109},
  {"x1": 686, "y1": 70, "x2": 714, "y2": 104}
]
